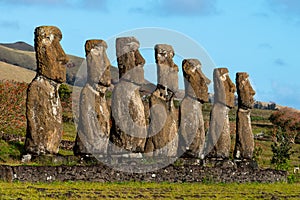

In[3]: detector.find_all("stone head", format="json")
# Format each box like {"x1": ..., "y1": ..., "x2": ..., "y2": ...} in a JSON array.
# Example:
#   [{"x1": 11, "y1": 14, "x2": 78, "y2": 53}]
[
  {"x1": 155, "y1": 44, "x2": 177, "y2": 68},
  {"x1": 34, "y1": 26, "x2": 69, "y2": 83},
  {"x1": 85, "y1": 39, "x2": 111, "y2": 90},
  {"x1": 213, "y1": 68, "x2": 236, "y2": 108},
  {"x1": 116, "y1": 37, "x2": 145, "y2": 83},
  {"x1": 182, "y1": 59, "x2": 210, "y2": 103},
  {"x1": 155, "y1": 44, "x2": 179, "y2": 93},
  {"x1": 236, "y1": 72, "x2": 255, "y2": 109}
]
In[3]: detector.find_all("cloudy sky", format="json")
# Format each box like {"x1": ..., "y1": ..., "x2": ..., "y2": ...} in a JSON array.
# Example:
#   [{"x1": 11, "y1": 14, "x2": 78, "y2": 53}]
[{"x1": 0, "y1": 0, "x2": 300, "y2": 109}]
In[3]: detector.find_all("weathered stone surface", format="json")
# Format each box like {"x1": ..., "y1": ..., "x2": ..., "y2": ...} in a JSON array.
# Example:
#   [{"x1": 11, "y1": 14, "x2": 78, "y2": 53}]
[
  {"x1": 110, "y1": 37, "x2": 147, "y2": 153},
  {"x1": 213, "y1": 68, "x2": 236, "y2": 108},
  {"x1": 25, "y1": 76, "x2": 63, "y2": 155},
  {"x1": 85, "y1": 40, "x2": 111, "y2": 88},
  {"x1": 234, "y1": 72, "x2": 256, "y2": 160},
  {"x1": 0, "y1": 165, "x2": 13, "y2": 182},
  {"x1": 35, "y1": 26, "x2": 69, "y2": 83},
  {"x1": 205, "y1": 68, "x2": 236, "y2": 159},
  {"x1": 25, "y1": 26, "x2": 68, "y2": 155},
  {"x1": 116, "y1": 37, "x2": 145, "y2": 84},
  {"x1": 236, "y1": 72, "x2": 255, "y2": 110},
  {"x1": 145, "y1": 45, "x2": 179, "y2": 157},
  {"x1": 179, "y1": 59, "x2": 210, "y2": 157},
  {"x1": 182, "y1": 59, "x2": 210, "y2": 103},
  {"x1": 74, "y1": 40, "x2": 111, "y2": 155},
  {"x1": 0, "y1": 161, "x2": 287, "y2": 183},
  {"x1": 145, "y1": 86, "x2": 178, "y2": 157},
  {"x1": 155, "y1": 44, "x2": 179, "y2": 93}
]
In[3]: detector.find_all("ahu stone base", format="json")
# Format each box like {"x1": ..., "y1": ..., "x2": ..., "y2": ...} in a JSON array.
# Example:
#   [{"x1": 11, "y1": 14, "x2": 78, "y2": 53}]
[{"x1": 0, "y1": 158, "x2": 287, "y2": 183}]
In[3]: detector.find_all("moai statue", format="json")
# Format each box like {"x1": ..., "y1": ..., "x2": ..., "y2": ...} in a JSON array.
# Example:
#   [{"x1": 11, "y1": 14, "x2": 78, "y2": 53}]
[
  {"x1": 179, "y1": 59, "x2": 210, "y2": 158},
  {"x1": 205, "y1": 68, "x2": 236, "y2": 159},
  {"x1": 234, "y1": 72, "x2": 255, "y2": 160},
  {"x1": 73, "y1": 40, "x2": 111, "y2": 156},
  {"x1": 144, "y1": 44, "x2": 179, "y2": 157},
  {"x1": 110, "y1": 37, "x2": 147, "y2": 153},
  {"x1": 25, "y1": 26, "x2": 69, "y2": 155}
]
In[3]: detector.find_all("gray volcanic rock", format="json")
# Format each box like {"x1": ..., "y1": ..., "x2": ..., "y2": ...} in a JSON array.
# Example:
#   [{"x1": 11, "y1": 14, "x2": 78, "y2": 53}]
[
  {"x1": 25, "y1": 76, "x2": 63, "y2": 155},
  {"x1": 234, "y1": 72, "x2": 256, "y2": 160},
  {"x1": 34, "y1": 26, "x2": 69, "y2": 83},
  {"x1": 74, "y1": 40, "x2": 111, "y2": 155},
  {"x1": 145, "y1": 87, "x2": 179, "y2": 157},
  {"x1": 155, "y1": 44, "x2": 179, "y2": 93},
  {"x1": 179, "y1": 59, "x2": 210, "y2": 157},
  {"x1": 110, "y1": 37, "x2": 147, "y2": 153},
  {"x1": 205, "y1": 68, "x2": 236, "y2": 159},
  {"x1": 145, "y1": 44, "x2": 179, "y2": 157},
  {"x1": 25, "y1": 26, "x2": 68, "y2": 155}
]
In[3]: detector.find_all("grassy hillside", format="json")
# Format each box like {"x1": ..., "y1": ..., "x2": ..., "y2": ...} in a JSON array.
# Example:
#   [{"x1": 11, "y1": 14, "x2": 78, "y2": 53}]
[
  {"x1": 0, "y1": 44, "x2": 36, "y2": 70},
  {"x1": 0, "y1": 61, "x2": 35, "y2": 83},
  {"x1": 0, "y1": 41, "x2": 34, "y2": 52},
  {"x1": 0, "y1": 43, "x2": 120, "y2": 85}
]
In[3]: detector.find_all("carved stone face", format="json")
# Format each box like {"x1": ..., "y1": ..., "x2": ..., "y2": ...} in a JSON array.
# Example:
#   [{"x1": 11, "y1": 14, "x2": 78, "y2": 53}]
[
  {"x1": 155, "y1": 44, "x2": 176, "y2": 67},
  {"x1": 35, "y1": 26, "x2": 69, "y2": 83},
  {"x1": 85, "y1": 40, "x2": 111, "y2": 90},
  {"x1": 213, "y1": 68, "x2": 236, "y2": 108},
  {"x1": 182, "y1": 59, "x2": 210, "y2": 103},
  {"x1": 155, "y1": 44, "x2": 179, "y2": 93},
  {"x1": 236, "y1": 72, "x2": 255, "y2": 109},
  {"x1": 116, "y1": 37, "x2": 145, "y2": 84}
]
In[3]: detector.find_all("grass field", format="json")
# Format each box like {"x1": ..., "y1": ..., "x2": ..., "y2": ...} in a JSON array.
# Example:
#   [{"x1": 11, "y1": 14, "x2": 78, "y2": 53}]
[{"x1": 1, "y1": 182, "x2": 300, "y2": 199}]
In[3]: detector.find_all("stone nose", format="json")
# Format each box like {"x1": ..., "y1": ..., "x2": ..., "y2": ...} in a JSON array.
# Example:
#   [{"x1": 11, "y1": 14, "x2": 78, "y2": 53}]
[
  {"x1": 54, "y1": 40, "x2": 69, "y2": 65},
  {"x1": 134, "y1": 50, "x2": 145, "y2": 66},
  {"x1": 249, "y1": 84, "x2": 256, "y2": 96},
  {"x1": 228, "y1": 78, "x2": 236, "y2": 92},
  {"x1": 195, "y1": 67, "x2": 211, "y2": 85}
]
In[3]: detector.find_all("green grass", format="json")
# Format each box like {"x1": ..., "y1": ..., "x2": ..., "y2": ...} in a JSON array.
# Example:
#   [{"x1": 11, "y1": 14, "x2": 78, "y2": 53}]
[
  {"x1": 0, "y1": 139, "x2": 24, "y2": 164},
  {"x1": 62, "y1": 122, "x2": 77, "y2": 142},
  {"x1": 0, "y1": 182, "x2": 299, "y2": 199}
]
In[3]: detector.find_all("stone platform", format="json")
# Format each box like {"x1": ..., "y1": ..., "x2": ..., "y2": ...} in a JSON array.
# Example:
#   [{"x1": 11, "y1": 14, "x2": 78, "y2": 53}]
[{"x1": 0, "y1": 158, "x2": 287, "y2": 183}]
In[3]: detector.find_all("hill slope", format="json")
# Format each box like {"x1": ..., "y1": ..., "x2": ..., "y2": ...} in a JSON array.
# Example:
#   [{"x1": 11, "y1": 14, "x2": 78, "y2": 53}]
[
  {"x1": 0, "y1": 41, "x2": 34, "y2": 52},
  {"x1": 0, "y1": 61, "x2": 35, "y2": 83},
  {"x1": 0, "y1": 42, "x2": 120, "y2": 85}
]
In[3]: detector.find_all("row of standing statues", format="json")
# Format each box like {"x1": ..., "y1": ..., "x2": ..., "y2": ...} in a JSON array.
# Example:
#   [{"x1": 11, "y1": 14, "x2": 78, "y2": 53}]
[{"x1": 25, "y1": 26, "x2": 256, "y2": 161}]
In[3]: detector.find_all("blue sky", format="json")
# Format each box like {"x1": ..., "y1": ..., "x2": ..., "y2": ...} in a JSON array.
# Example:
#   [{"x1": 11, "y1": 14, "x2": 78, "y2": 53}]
[{"x1": 0, "y1": 0, "x2": 300, "y2": 109}]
